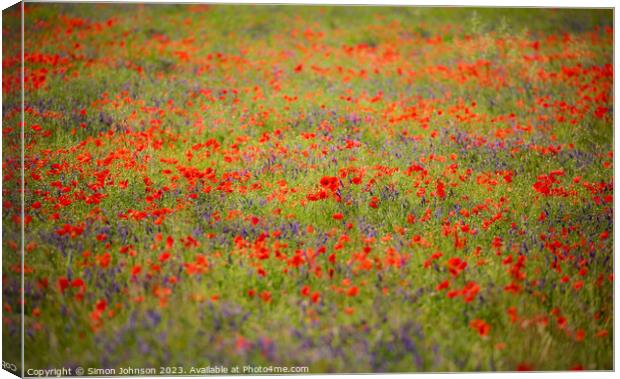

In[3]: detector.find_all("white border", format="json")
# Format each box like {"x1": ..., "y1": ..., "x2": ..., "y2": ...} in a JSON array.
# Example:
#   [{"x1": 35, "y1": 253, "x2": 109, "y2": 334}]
[
  {"x1": 6, "y1": 0, "x2": 620, "y2": 7},
  {"x1": 0, "y1": 1, "x2": 616, "y2": 379}
]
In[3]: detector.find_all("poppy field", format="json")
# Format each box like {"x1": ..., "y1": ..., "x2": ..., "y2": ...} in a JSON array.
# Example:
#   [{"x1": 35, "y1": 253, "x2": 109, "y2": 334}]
[{"x1": 1, "y1": 3, "x2": 614, "y2": 374}]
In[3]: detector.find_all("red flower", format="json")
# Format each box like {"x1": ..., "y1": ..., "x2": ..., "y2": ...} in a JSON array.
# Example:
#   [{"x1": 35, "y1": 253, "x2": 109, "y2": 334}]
[
  {"x1": 259, "y1": 290, "x2": 271, "y2": 303},
  {"x1": 95, "y1": 299, "x2": 107, "y2": 312},
  {"x1": 311, "y1": 292, "x2": 321, "y2": 303},
  {"x1": 347, "y1": 286, "x2": 359, "y2": 297},
  {"x1": 596, "y1": 329, "x2": 608, "y2": 338},
  {"x1": 447, "y1": 257, "x2": 467, "y2": 277},
  {"x1": 436, "y1": 280, "x2": 450, "y2": 291},
  {"x1": 470, "y1": 319, "x2": 490, "y2": 337},
  {"x1": 369, "y1": 196, "x2": 379, "y2": 208},
  {"x1": 300, "y1": 285, "x2": 311, "y2": 297},
  {"x1": 158, "y1": 251, "x2": 171, "y2": 262},
  {"x1": 573, "y1": 280, "x2": 584, "y2": 290},
  {"x1": 58, "y1": 277, "x2": 70, "y2": 293},
  {"x1": 517, "y1": 363, "x2": 533, "y2": 371},
  {"x1": 574, "y1": 329, "x2": 585, "y2": 342}
]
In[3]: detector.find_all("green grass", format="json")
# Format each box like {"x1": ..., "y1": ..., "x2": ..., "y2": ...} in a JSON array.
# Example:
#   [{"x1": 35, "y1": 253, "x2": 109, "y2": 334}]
[{"x1": 1, "y1": 3, "x2": 613, "y2": 373}]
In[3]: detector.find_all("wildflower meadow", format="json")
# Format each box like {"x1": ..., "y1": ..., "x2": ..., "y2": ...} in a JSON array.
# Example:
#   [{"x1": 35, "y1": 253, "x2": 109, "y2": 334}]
[{"x1": 1, "y1": 3, "x2": 614, "y2": 374}]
